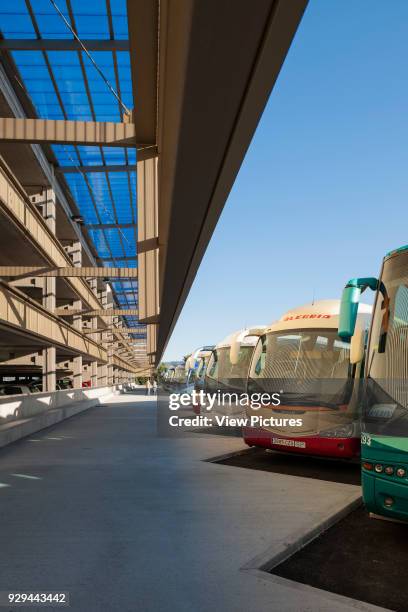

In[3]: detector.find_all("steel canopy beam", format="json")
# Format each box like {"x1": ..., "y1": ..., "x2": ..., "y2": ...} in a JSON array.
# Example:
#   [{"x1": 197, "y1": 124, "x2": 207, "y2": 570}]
[
  {"x1": 86, "y1": 223, "x2": 136, "y2": 230},
  {"x1": 81, "y1": 327, "x2": 146, "y2": 341},
  {"x1": 0, "y1": 118, "x2": 138, "y2": 147},
  {"x1": 82, "y1": 327, "x2": 146, "y2": 334},
  {"x1": 55, "y1": 308, "x2": 139, "y2": 316},
  {"x1": 99, "y1": 256, "x2": 137, "y2": 262},
  {"x1": 137, "y1": 156, "x2": 159, "y2": 325},
  {"x1": 0, "y1": 39, "x2": 130, "y2": 51},
  {"x1": 56, "y1": 164, "x2": 136, "y2": 174},
  {"x1": 81, "y1": 327, "x2": 146, "y2": 339},
  {"x1": 127, "y1": 1, "x2": 158, "y2": 146},
  {"x1": 0, "y1": 267, "x2": 138, "y2": 279}
]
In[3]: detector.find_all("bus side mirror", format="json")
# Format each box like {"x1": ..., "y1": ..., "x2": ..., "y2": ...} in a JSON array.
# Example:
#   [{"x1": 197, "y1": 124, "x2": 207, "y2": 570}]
[
  {"x1": 184, "y1": 356, "x2": 193, "y2": 372},
  {"x1": 230, "y1": 339, "x2": 241, "y2": 365},
  {"x1": 350, "y1": 326, "x2": 365, "y2": 364},
  {"x1": 338, "y1": 277, "x2": 378, "y2": 339},
  {"x1": 339, "y1": 286, "x2": 361, "y2": 339}
]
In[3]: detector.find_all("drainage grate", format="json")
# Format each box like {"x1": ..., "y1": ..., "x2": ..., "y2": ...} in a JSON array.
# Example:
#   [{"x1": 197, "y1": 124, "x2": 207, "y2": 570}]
[
  {"x1": 271, "y1": 506, "x2": 408, "y2": 611},
  {"x1": 214, "y1": 447, "x2": 361, "y2": 485}
]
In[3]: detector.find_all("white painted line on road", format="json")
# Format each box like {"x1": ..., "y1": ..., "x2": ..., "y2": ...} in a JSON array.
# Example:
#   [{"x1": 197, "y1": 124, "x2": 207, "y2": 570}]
[
  {"x1": 10, "y1": 473, "x2": 41, "y2": 480},
  {"x1": 0, "y1": 483, "x2": 10, "y2": 488}
]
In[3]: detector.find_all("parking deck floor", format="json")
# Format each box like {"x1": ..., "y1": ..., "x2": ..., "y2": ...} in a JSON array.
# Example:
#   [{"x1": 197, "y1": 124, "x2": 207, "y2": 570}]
[{"x1": 0, "y1": 393, "x2": 386, "y2": 611}]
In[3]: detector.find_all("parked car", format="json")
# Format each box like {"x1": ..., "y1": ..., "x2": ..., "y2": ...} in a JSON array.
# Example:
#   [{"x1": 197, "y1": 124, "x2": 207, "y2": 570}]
[
  {"x1": 0, "y1": 384, "x2": 32, "y2": 396},
  {"x1": 56, "y1": 379, "x2": 73, "y2": 390},
  {"x1": 28, "y1": 382, "x2": 42, "y2": 393}
]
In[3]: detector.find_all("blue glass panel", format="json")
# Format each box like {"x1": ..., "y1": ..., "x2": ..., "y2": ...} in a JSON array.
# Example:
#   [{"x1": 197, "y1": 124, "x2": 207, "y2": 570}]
[
  {"x1": 102, "y1": 228, "x2": 124, "y2": 258},
  {"x1": 47, "y1": 51, "x2": 92, "y2": 120},
  {"x1": 103, "y1": 148, "x2": 126, "y2": 164},
  {"x1": 30, "y1": 0, "x2": 73, "y2": 39},
  {"x1": 70, "y1": 0, "x2": 109, "y2": 40},
  {"x1": 86, "y1": 173, "x2": 115, "y2": 223},
  {"x1": 82, "y1": 52, "x2": 120, "y2": 122},
  {"x1": 120, "y1": 227, "x2": 136, "y2": 256},
  {"x1": 106, "y1": 260, "x2": 136, "y2": 268},
  {"x1": 127, "y1": 149, "x2": 136, "y2": 164},
  {"x1": 52, "y1": 144, "x2": 81, "y2": 166},
  {"x1": 0, "y1": 1, "x2": 36, "y2": 39},
  {"x1": 112, "y1": 280, "x2": 137, "y2": 292},
  {"x1": 12, "y1": 51, "x2": 63, "y2": 119},
  {"x1": 64, "y1": 174, "x2": 99, "y2": 224},
  {"x1": 108, "y1": 172, "x2": 134, "y2": 224},
  {"x1": 116, "y1": 52, "x2": 133, "y2": 109},
  {"x1": 88, "y1": 229, "x2": 111, "y2": 258},
  {"x1": 76, "y1": 146, "x2": 103, "y2": 165},
  {"x1": 111, "y1": 0, "x2": 128, "y2": 39}
]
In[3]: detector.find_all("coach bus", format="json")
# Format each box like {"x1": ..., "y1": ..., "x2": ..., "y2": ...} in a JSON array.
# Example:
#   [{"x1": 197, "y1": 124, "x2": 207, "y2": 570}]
[
  {"x1": 243, "y1": 299, "x2": 371, "y2": 458},
  {"x1": 183, "y1": 345, "x2": 215, "y2": 394},
  {"x1": 338, "y1": 245, "x2": 408, "y2": 520},
  {"x1": 202, "y1": 328, "x2": 265, "y2": 414},
  {"x1": 191, "y1": 346, "x2": 215, "y2": 392}
]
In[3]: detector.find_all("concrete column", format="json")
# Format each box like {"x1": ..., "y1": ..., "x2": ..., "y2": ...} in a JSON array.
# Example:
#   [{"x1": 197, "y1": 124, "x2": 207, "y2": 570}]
[
  {"x1": 87, "y1": 278, "x2": 99, "y2": 388},
  {"x1": 90, "y1": 361, "x2": 98, "y2": 387},
  {"x1": 40, "y1": 188, "x2": 56, "y2": 392},
  {"x1": 43, "y1": 345, "x2": 56, "y2": 392},
  {"x1": 88, "y1": 277, "x2": 99, "y2": 340},
  {"x1": 109, "y1": 312, "x2": 119, "y2": 386},
  {"x1": 72, "y1": 357, "x2": 82, "y2": 389},
  {"x1": 98, "y1": 284, "x2": 114, "y2": 387},
  {"x1": 70, "y1": 241, "x2": 83, "y2": 389},
  {"x1": 97, "y1": 286, "x2": 108, "y2": 386},
  {"x1": 98, "y1": 363, "x2": 107, "y2": 386}
]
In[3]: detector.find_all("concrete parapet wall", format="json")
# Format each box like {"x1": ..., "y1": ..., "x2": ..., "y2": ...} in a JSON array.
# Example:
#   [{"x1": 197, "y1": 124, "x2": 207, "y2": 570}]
[
  {"x1": 0, "y1": 385, "x2": 131, "y2": 449},
  {"x1": 0, "y1": 385, "x2": 118, "y2": 422}
]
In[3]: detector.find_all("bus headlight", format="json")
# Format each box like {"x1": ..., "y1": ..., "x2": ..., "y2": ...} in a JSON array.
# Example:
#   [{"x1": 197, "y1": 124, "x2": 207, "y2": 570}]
[
  {"x1": 374, "y1": 464, "x2": 384, "y2": 473},
  {"x1": 320, "y1": 423, "x2": 355, "y2": 438},
  {"x1": 384, "y1": 497, "x2": 394, "y2": 507},
  {"x1": 396, "y1": 468, "x2": 406, "y2": 478},
  {"x1": 384, "y1": 466, "x2": 394, "y2": 475}
]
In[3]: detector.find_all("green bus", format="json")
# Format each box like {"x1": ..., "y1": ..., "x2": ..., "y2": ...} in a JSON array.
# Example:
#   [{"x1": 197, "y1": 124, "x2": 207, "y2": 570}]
[{"x1": 339, "y1": 245, "x2": 408, "y2": 520}]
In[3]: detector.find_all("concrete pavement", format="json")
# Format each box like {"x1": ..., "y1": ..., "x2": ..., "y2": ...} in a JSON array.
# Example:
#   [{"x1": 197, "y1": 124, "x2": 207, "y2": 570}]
[{"x1": 0, "y1": 393, "x2": 388, "y2": 611}]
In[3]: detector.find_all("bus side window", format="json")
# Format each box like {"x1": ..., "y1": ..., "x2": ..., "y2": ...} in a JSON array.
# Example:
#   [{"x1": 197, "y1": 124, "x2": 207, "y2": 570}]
[
  {"x1": 255, "y1": 358, "x2": 262, "y2": 376},
  {"x1": 207, "y1": 354, "x2": 218, "y2": 378},
  {"x1": 254, "y1": 341, "x2": 267, "y2": 375}
]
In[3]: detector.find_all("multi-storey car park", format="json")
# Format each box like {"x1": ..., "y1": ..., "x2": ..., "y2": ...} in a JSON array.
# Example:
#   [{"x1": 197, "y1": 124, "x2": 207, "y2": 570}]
[{"x1": 0, "y1": 0, "x2": 307, "y2": 406}]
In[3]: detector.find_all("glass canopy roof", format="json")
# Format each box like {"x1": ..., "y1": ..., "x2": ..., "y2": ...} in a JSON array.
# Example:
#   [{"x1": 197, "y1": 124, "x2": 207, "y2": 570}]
[{"x1": 0, "y1": 1, "x2": 145, "y2": 340}]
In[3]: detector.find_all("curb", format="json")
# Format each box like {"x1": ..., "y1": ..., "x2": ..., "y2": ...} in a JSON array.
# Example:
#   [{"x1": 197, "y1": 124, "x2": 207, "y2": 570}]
[{"x1": 242, "y1": 492, "x2": 363, "y2": 572}]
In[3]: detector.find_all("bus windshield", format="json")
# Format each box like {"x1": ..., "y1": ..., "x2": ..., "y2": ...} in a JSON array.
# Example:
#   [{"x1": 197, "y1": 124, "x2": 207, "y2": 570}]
[
  {"x1": 196, "y1": 357, "x2": 208, "y2": 380},
  {"x1": 207, "y1": 346, "x2": 255, "y2": 380},
  {"x1": 248, "y1": 329, "x2": 353, "y2": 409},
  {"x1": 364, "y1": 249, "x2": 408, "y2": 435},
  {"x1": 251, "y1": 329, "x2": 350, "y2": 379},
  {"x1": 205, "y1": 345, "x2": 255, "y2": 392}
]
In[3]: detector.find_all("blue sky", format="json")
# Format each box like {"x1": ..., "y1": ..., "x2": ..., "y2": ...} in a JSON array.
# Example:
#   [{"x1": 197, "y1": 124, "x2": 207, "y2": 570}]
[{"x1": 163, "y1": 0, "x2": 408, "y2": 361}]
